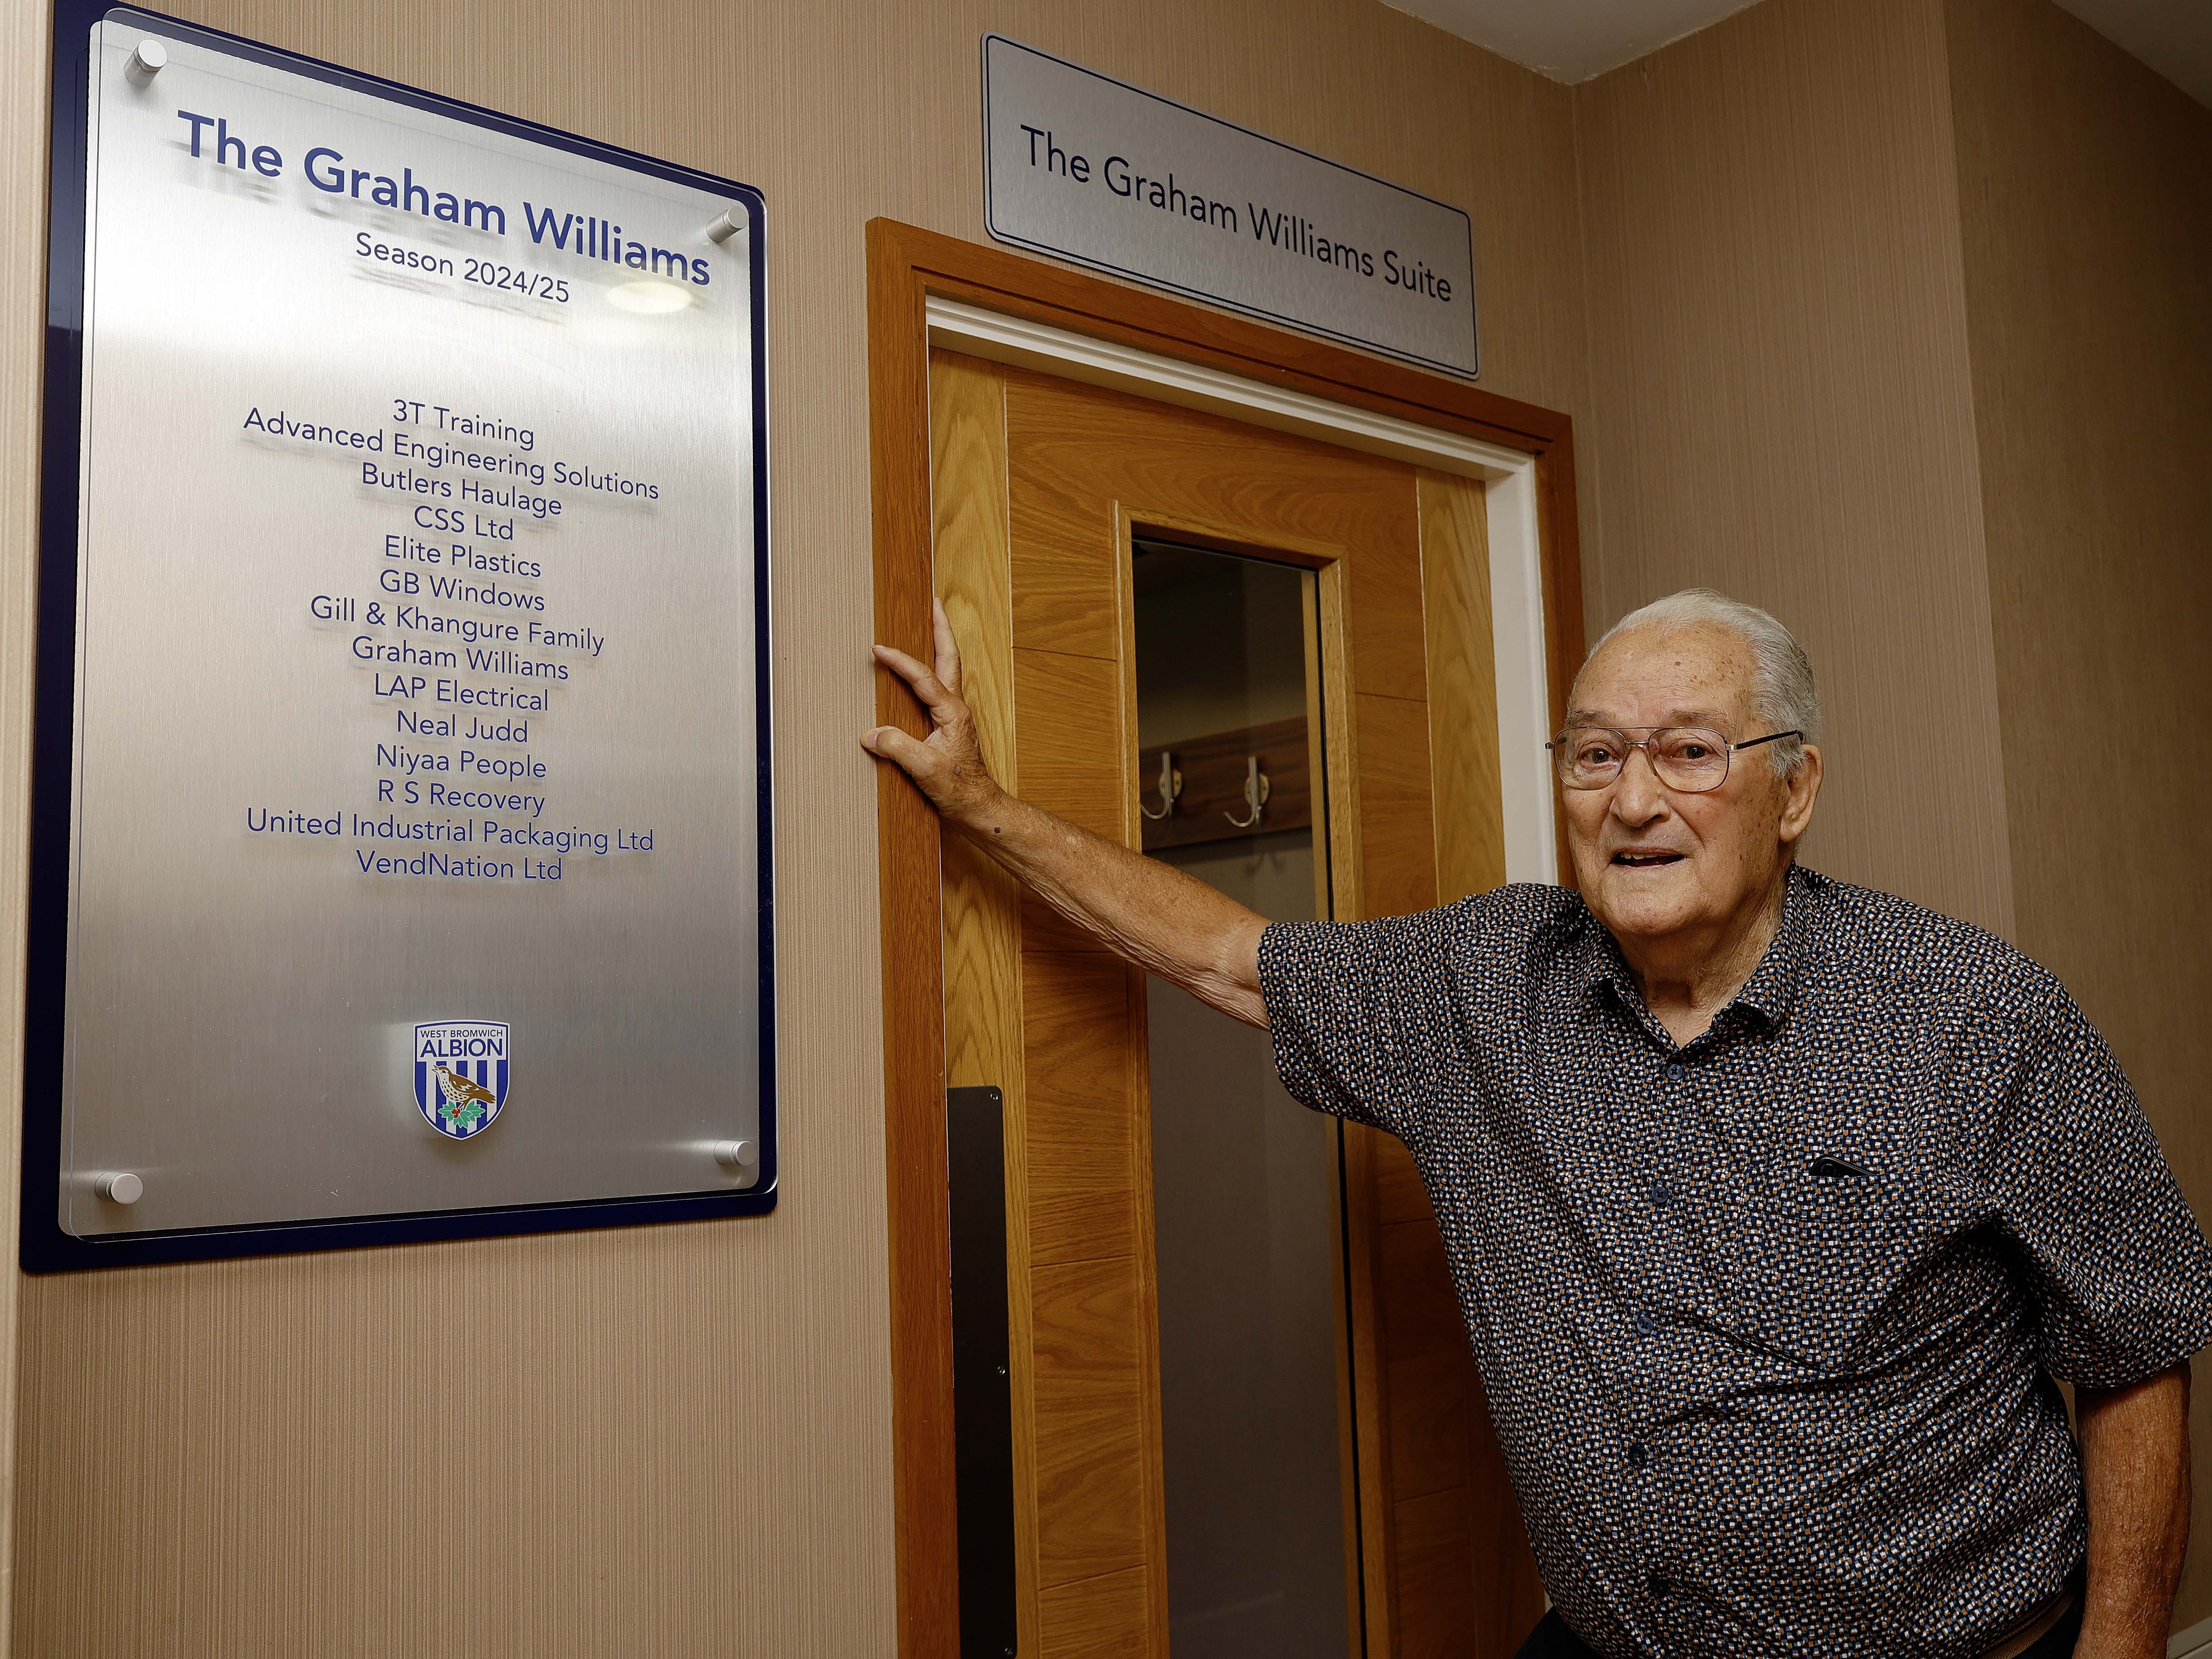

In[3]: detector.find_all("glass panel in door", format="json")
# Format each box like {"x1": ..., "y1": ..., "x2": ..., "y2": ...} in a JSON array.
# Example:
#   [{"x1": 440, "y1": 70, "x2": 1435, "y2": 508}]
[{"x1": 1132, "y1": 538, "x2": 1356, "y2": 1658}]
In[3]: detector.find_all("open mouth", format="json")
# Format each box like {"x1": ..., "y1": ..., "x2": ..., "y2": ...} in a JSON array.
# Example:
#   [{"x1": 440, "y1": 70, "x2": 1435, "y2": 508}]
[{"x1": 1612, "y1": 850, "x2": 1685, "y2": 869}]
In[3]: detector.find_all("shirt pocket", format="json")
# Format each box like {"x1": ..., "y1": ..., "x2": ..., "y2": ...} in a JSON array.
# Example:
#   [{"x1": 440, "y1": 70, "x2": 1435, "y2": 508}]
[{"x1": 1734, "y1": 1159, "x2": 1918, "y2": 1372}]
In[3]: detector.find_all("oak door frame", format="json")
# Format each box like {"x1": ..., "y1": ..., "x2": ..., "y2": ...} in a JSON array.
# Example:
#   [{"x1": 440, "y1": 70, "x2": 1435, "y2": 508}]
[{"x1": 866, "y1": 217, "x2": 1585, "y2": 1658}]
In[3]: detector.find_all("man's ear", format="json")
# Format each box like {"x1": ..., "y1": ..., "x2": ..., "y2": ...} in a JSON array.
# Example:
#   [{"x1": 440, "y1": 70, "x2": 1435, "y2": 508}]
[{"x1": 1778, "y1": 745, "x2": 1823, "y2": 847}]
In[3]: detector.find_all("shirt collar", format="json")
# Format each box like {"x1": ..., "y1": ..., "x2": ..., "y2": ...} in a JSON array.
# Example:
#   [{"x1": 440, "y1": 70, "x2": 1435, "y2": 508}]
[
  {"x1": 1732, "y1": 865, "x2": 1815, "y2": 1027},
  {"x1": 1571, "y1": 913, "x2": 1638, "y2": 1010},
  {"x1": 1573, "y1": 864, "x2": 1816, "y2": 1035}
]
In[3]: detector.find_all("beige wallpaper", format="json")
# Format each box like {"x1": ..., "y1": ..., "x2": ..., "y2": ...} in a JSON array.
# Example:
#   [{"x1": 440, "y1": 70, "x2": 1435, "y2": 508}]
[
  {"x1": 1573, "y1": 0, "x2": 2016, "y2": 938},
  {"x1": 0, "y1": 0, "x2": 1589, "y2": 1652},
  {"x1": 0, "y1": 0, "x2": 50, "y2": 1646},
  {"x1": 6, "y1": 0, "x2": 2206, "y2": 1644},
  {"x1": 1944, "y1": 0, "x2": 2212, "y2": 1626}
]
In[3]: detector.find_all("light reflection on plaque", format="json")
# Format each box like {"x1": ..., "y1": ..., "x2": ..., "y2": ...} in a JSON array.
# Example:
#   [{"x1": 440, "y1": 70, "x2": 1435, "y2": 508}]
[{"x1": 35, "y1": 10, "x2": 772, "y2": 1260}]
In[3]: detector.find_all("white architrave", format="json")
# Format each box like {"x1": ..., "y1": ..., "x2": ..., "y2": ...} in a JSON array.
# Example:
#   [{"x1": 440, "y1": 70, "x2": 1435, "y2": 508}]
[{"x1": 924, "y1": 296, "x2": 1558, "y2": 886}]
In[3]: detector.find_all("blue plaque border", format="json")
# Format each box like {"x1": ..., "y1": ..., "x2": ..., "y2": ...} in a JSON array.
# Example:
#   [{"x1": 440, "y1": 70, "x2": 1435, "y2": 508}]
[{"x1": 21, "y1": 2, "x2": 779, "y2": 1271}]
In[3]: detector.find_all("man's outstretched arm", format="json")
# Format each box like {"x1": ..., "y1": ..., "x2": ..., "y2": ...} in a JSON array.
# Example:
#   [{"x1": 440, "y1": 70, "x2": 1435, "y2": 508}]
[{"x1": 863, "y1": 599, "x2": 1269, "y2": 1027}]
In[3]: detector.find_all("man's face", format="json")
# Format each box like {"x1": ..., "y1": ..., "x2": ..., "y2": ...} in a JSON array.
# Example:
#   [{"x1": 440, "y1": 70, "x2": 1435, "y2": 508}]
[{"x1": 1561, "y1": 623, "x2": 1816, "y2": 948}]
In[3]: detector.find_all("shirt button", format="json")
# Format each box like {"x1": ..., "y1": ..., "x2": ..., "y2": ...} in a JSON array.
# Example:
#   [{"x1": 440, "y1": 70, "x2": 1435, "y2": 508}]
[
  {"x1": 1627, "y1": 1442, "x2": 1650, "y2": 1468},
  {"x1": 1647, "y1": 1572, "x2": 1672, "y2": 1597},
  {"x1": 1648, "y1": 1181, "x2": 1675, "y2": 1208},
  {"x1": 1665, "y1": 1063, "x2": 1684, "y2": 1082},
  {"x1": 1632, "y1": 1310, "x2": 1660, "y2": 1337}
]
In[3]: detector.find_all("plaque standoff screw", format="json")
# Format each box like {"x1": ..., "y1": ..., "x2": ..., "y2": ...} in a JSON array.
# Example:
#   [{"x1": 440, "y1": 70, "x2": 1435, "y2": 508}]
[
  {"x1": 713, "y1": 1140, "x2": 759, "y2": 1170},
  {"x1": 95, "y1": 1171, "x2": 143, "y2": 1205},
  {"x1": 706, "y1": 210, "x2": 744, "y2": 246},
  {"x1": 125, "y1": 38, "x2": 168, "y2": 85}
]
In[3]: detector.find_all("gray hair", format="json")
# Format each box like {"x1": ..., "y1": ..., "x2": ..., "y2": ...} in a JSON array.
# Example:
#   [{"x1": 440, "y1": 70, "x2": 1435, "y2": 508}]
[{"x1": 1584, "y1": 588, "x2": 1820, "y2": 777}]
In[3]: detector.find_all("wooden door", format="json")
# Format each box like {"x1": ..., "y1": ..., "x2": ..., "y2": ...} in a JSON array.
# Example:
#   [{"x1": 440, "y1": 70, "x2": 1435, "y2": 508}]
[{"x1": 929, "y1": 348, "x2": 1545, "y2": 1659}]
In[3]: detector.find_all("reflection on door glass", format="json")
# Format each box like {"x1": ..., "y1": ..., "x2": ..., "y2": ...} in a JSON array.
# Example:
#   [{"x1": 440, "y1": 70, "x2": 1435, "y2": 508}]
[{"x1": 1133, "y1": 539, "x2": 1354, "y2": 1658}]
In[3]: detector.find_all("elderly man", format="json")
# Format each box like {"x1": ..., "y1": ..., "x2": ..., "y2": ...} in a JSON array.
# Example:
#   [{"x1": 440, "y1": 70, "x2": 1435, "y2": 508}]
[{"x1": 864, "y1": 587, "x2": 2211, "y2": 1659}]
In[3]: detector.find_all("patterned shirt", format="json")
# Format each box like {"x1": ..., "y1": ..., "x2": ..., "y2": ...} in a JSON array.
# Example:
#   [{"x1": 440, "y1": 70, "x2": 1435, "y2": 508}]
[{"x1": 1258, "y1": 865, "x2": 2212, "y2": 1659}]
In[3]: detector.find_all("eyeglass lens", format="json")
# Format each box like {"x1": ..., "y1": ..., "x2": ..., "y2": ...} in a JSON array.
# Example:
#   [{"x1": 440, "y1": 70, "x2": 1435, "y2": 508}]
[{"x1": 1553, "y1": 728, "x2": 1731, "y2": 791}]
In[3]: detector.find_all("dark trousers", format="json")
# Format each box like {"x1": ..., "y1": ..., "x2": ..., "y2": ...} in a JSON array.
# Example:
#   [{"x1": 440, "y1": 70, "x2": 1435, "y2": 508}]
[{"x1": 1514, "y1": 1585, "x2": 2086, "y2": 1659}]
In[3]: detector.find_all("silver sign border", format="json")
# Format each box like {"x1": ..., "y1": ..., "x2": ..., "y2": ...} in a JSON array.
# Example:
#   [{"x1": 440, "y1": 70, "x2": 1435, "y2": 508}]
[{"x1": 980, "y1": 33, "x2": 1481, "y2": 381}]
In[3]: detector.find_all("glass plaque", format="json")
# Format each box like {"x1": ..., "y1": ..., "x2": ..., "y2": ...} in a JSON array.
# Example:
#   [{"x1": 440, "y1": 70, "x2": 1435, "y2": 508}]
[{"x1": 26, "y1": 8, "x2": 773, "y2": 1266}]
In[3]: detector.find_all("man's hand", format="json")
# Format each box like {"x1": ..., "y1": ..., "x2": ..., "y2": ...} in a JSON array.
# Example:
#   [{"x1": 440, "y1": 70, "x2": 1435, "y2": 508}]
[
  {"x1": 863, "y1": 599, "x2": 1271, "y2": 1027},
  {"x1": 2073, "y1": 1362, "x2": 2191, "y2": 1658},
  {"x1": 862, "y1": 599, "x2": 1004, "y2": 828}
]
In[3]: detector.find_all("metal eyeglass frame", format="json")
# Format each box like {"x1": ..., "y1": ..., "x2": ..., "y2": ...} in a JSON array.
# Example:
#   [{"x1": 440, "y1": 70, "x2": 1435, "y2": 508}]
[{"x1": 1544, "y1": 726, "x2": 1804, "y2": 793}]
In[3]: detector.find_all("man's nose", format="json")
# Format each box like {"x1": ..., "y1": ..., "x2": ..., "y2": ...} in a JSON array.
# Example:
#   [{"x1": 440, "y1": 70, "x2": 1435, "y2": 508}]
[{"x1": 1609, "y1": 744, "x2": 1670, "y2": 823}]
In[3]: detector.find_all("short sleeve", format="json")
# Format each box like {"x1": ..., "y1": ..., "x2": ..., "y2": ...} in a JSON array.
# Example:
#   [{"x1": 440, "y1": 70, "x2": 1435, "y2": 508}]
[
  {"x1": 1984, "y1": 992, "x2": 2212, "y2": 1387},
  {"x1": 1257, "y1": 901, "x2": 1473, "y2": 1143}
]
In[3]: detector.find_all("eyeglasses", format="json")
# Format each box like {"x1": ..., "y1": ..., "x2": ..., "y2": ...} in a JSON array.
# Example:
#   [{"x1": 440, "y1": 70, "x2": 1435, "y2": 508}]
[{"x1": 1545, "y1": 726, "x2": 1802, "y2": 793}]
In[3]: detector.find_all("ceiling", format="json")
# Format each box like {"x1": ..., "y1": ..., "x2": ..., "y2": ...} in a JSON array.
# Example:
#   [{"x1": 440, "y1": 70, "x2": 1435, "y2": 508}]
[{"x1": 1382, "y1": 0, "x2": 2212, "y2": 106}]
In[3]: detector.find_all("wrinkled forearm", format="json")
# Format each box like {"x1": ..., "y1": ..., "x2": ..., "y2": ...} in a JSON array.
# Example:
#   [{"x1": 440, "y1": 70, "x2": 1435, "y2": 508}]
[
  {"x1": 950, "y1": 784, "x2": 1269, "y2": 1026},
  {"x1": 2073, "y1": 1365, "x2": 2191, "y2": 1659}
]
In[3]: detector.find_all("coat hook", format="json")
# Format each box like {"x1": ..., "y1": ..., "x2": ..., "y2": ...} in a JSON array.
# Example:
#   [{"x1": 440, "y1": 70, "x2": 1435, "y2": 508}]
[
  {"x1": 1140, "y1": 751, "x2": 1183, "y2": 821},
  {"x1": 1225, "y1": 755, "x2": 1271, "y2": 828}
]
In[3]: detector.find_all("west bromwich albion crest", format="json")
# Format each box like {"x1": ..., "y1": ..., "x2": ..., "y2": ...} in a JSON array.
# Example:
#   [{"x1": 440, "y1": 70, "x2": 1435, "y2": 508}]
[{"x1": 413, "y1": 1021, "x2": 509, "y2": 1139}]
